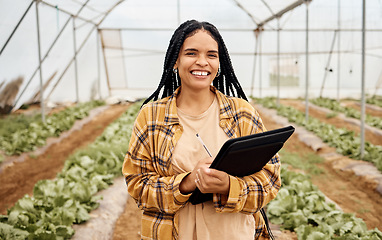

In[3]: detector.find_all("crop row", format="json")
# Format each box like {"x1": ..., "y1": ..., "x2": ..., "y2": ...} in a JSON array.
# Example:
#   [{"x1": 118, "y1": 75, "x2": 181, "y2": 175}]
[
  {"x1": 366, "y1": 95, "x2": 382, "y2": 108},
  {"x1": 268, "y1": 157, "x2": 382, "y2": 239},
  {"x1": 254, "y1": 97, "x2": 382, "y2": 172},
  {"x1": 0, "y1": 101, "x2": 140, "y2": 239},
  {"x1": 0, "y1": 100, "x2": 104, "y2": 157},
  {"x1": 310, "y1": 97, "x2": 382, "y2": 130}
]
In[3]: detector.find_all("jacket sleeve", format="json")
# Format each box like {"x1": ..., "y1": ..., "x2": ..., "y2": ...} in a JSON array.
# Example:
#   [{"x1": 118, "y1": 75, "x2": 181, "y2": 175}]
[
  {"x1": 122, "y1": 108, "x2": 191, "y2": 214},
  {"x1": 214, "y1": 100, "x2": 281, "y2": 215}
]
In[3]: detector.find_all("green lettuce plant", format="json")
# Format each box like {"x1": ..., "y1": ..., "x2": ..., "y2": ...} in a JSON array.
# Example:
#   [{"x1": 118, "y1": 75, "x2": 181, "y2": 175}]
[
  {"x1": 254, "y1": 97, "x2": 382, "y2": 172},
  {"x1": 268, "y1": 162, "x2": 382, "y2": 239},
  {"x1": 0, "y1": 100, "x2": 105, "y2": 155},
  {"x1": 310, "y1": 97, "x2": 382, "y2": 130},
  {"x1": 0, "y1": 102, "x2": 141, "y2": 239}
]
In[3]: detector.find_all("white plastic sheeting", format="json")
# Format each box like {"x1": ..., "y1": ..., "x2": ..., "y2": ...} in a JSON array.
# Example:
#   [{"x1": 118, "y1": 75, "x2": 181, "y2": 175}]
[{"x1": 0, "y1": 0, "x2": 381, "y2": 110}]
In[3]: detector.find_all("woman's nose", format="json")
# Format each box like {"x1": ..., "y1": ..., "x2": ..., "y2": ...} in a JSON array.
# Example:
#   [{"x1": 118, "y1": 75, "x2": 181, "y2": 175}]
[{"x1": 196, "y1": 55, "x2": 208, "y2": 66}]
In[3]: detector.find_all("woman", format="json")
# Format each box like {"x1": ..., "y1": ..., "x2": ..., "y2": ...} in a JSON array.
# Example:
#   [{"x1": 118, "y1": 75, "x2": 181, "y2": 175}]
[{"x1": 122, "y1": 20, "x2": 280, "y2": 240}]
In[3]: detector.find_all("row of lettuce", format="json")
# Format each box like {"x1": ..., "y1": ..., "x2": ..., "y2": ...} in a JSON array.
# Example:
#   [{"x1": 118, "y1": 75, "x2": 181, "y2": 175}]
[
  {"x1": 0, "y1": 102, "x2": 140, "y2": 239},
  {"x1": 0, "y1": 100, "x2": 105, "y2": 160},
  {"x1": 268, "y1": 163, "x2": 382, "y2": 239},
  {"x1": 254, "y1": 97, "x2": 382, "y2": 172},
  {"x1": 366, "y1": 95, "x2": 382, "y2": 108},
  {"x1": 310, "y1": 97, "x2": 382, "y2": 130},
  {"x1": 255, "y1": 97, "x2": 382, "y2": 239},
  {"x1": 1, "y1": 99, "x2": 381, "y2": 239}
]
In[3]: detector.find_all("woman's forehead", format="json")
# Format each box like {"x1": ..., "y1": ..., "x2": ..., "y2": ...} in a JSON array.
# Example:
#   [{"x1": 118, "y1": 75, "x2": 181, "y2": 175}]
[{"x1": 182, "y1": 30, "x2": 218, "y2": 49}]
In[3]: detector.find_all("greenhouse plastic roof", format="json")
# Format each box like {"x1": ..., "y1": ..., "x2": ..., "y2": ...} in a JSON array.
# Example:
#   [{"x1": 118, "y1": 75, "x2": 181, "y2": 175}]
[{"x1": 45, "y1": 0, "x2": 304, "y2": 28}]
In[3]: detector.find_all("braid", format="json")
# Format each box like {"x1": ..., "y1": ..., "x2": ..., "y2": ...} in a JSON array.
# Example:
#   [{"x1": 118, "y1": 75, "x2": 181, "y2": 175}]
[
  {"x1": 143, "y1": 20, "x2": 248, "y2": 107},
  {"x1": 215, "y1": 34, "x2": 248, "y2": 101}
]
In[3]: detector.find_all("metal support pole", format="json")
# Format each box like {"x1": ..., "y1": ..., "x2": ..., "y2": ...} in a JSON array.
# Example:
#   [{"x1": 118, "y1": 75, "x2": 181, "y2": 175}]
[
  {"x1": 96, "y1": 29, "x2": 102, "y2": 100},
  {"x1": 177, "y1": 0, "x2": 181, "y2": 26},
  {"x1": 35, "y1": 0, "x2": 45, "y2": 123},
  {"x1": 337, "y1": 0, "x2": 341, "y2": 101},
  {"x1": 46, "y1": 25, "x2": 97, "y2": 100},
  {"x1": 119, "y1": 30, "x2": 129, "y2": 88},
  {"x1": 15, "y1": 0, "x2": 91, "y2": 107},
  {"x1": 99, "y1": 30, "x2": 112, "y2": 97},
  {"x1": 46, "y1": 1, "x2": 116, "y2": 101},
  {"x1": 72, "y1": 17, "x2": 80, "y2": 102},
  {"x1": 305, "y1": 1, "x2": 310, "y2": 123},
  {"x1": 14, "y1": 15, "x2": 72, "y2": 108},
  {"x1": 250, "y1": 31, "x2": 259, "y2": 97},
  {"x1": 277, "y1": 18, "x2": 280, "y2": 106},
  {"x1": 1, "y1": 2, "x2": 34, "y2": 56},
  {"x1": 360, "y1": 0, "x2": 366, "y2": 158}
]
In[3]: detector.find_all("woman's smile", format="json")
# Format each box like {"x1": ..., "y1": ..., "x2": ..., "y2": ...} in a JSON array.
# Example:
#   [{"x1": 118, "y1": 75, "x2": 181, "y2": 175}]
[{"x1": 190, "y1": 70, "x2": 210, "y2": 77}]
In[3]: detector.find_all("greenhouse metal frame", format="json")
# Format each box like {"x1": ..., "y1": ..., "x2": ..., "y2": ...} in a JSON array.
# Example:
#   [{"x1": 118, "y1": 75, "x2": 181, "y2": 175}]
[{"x1": 1, "y1": 0, "x2": 381, "y2": 157}]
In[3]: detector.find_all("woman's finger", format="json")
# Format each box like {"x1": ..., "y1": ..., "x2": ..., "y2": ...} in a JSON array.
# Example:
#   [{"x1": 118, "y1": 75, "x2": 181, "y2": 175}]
[
  {"x1": 195, "y1": 173, "x2": 205, "y2": 192},
  {"x1": 206, "y1": 168, "x2": 227, "y2": 181},
  {"x1": 196, "y1": 169, "x2": 206, "y2": 188}
]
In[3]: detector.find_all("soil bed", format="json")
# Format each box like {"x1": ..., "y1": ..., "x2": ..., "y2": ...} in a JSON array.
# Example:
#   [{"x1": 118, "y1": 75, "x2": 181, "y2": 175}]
[{"x1": 0, "y1": 104, "x2": 130, "y2": 214}]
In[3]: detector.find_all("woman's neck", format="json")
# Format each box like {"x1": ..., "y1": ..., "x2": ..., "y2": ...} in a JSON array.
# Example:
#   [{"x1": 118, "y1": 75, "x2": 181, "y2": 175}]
[{"x1": 176, "y1": 87, "x2": 215, "y2": 116}]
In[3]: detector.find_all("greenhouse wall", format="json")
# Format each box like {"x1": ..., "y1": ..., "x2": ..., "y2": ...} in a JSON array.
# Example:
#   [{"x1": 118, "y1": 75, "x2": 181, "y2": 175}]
[{"x1": 0, "y1": 0, "x2": 381, "y2": 110}]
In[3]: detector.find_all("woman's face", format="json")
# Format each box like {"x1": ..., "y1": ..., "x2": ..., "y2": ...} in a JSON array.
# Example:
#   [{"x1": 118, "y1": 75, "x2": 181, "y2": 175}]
[{"x1": 174, "y1": 30, "x2": 219, "y2": 92}]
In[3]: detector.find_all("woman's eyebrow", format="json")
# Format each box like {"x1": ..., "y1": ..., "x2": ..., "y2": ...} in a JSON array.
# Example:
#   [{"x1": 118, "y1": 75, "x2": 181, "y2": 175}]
[
  {"x1": 184, "y1": 48, "x2": 218, "y2": 53},
  {"x1": 184, "y1": 48, "x2": 198, "y2": 52}
]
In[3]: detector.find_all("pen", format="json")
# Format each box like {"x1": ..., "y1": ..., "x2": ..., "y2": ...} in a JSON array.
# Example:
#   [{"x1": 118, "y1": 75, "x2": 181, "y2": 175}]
[{"x1": 196, "y1": 133, "x2": 212, "y2": 157}]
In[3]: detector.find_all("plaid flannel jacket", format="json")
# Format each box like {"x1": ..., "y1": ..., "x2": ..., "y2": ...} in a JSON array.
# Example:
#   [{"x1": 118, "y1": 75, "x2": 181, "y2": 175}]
[{"x1": 122, "y1": 86, "x2": 281, "y2": 240}]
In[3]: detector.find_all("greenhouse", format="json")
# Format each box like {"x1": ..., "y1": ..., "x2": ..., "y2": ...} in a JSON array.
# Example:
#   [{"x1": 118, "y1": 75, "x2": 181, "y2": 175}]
[{"x1": 0, "y1": 0, "x2": 382, "y2": 239}]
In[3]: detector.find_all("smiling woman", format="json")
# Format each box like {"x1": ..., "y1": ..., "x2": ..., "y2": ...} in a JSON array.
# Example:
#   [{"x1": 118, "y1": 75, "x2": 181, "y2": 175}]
[{"x1": 122, "y1": 20, "x2": 281, "y2": 240}]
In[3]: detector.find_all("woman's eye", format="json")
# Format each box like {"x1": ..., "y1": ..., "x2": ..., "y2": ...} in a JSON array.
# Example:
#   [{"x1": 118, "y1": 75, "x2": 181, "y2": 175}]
[
  {"x1": 185, "y1": 52, "x2": 196, "y2": 56},
  {"x1": 209, "y1": 54, "x2": 218, "y2": 58}
]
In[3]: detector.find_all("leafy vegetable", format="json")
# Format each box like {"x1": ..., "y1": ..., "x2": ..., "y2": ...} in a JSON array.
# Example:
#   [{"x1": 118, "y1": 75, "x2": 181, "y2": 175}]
[
  {"x1": 0, "y1": 100, "x2": 104, "y2": 155},
  {"x1": 254, "y1": 97, "x2": 382, "y2": 172},
  {"x1": 278, "y1": 149, "x2": 324, "y2": 175},
  {"x1": 310, "y1": 97, "x2": 382, "y2": 130},
  {"x1": 366, "y1": 95, "x2": 382, "y2": 108},
  {"x1": 268, "y1": 163, "x2": 382, "y2": 239},
  {"x1": 0, "y1": 101, "x2": 142, "y2": 239}
]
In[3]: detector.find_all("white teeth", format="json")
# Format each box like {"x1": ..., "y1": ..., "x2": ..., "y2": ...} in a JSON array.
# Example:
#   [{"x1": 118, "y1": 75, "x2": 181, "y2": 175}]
[{"x1": 192, "y1": 71, "x2": 208, "y2": 76}]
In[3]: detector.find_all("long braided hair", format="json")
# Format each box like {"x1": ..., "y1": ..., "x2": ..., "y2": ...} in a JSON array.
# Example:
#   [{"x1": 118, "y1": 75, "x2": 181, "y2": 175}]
[{"x1": 142, "y1": 20, "x2": 248, "y2": 106}]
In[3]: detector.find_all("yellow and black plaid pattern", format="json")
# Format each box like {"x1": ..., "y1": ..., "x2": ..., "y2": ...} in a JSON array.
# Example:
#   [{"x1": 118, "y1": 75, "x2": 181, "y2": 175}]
[{"x1": 122, "y1": 86, "x2": 281, "y2": 240}]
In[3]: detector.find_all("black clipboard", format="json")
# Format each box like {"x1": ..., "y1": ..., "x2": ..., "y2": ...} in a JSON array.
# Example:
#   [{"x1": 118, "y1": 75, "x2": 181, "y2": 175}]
[{"x1": 189, "y1": 125, "x2": 295, "y2": 205}]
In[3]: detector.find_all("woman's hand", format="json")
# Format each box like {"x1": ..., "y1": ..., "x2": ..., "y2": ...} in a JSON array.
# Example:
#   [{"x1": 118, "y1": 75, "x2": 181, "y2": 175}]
[
  {"x1": 179, "y1": 157, "x2": 230, "y2": 195},
  {"x1": 179, "y1": 157, "x2": 212, "y2": 194},
  {"x1": 195, "y1": 167, "x2": 230, "y2": 195}
]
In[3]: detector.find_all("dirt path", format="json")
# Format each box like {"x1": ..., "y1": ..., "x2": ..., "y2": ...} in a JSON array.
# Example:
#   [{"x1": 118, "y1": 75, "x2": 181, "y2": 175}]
[
  {"x1": 0, "y1": 104, "x2": 130, "y2": 214},
  {"x1": 112, "y1": 196, "x2": 142, "y2": 240},
  {"x1": 342, "y1": 100, "x2": 382, "y2": 118}
]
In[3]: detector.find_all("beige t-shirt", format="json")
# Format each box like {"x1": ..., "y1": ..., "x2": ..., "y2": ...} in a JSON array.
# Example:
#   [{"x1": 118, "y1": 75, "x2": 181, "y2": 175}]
[{"x1": 172, "y1": 97, "x2": 256, "y2": 240}]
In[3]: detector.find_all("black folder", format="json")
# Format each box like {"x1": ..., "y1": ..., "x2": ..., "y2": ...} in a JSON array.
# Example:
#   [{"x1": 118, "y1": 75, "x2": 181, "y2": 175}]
[{"x1": 189, "y1": 125, "x2": 295, "y2": 205}]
